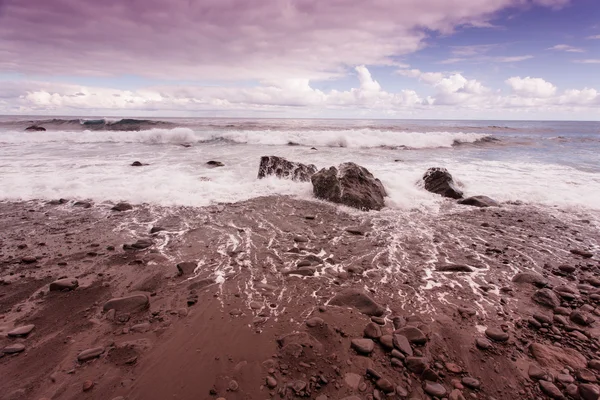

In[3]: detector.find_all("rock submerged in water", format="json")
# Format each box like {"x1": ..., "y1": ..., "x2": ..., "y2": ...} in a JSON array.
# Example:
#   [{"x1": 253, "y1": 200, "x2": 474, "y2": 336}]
[
  {"x1": 111, "y1": 202, "x2": 133, "y2": 212},
  {"x1": 458, "y1": 195, "x2": 500, "y2": 207},
  {"x1": 311, "y1": 162, "x2": 386, "y2": 211},
  {"x1": 422, "y1": 167, "x2": 463, "y2": 199},
  {"x1": 257, "y1": 156, "x2": 317, "y2": 182}
]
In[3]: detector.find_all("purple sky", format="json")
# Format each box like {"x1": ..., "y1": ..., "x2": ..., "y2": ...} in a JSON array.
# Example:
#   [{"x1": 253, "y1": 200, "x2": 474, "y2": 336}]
[{"x1": 0, "y1": 0, "x2": 599, "y2": 119}]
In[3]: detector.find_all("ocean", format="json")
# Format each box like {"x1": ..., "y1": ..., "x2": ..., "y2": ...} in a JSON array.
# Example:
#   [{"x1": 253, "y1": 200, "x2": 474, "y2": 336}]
[{"x1": 0, "y1": 116, "x2": 599, "y2": 212}]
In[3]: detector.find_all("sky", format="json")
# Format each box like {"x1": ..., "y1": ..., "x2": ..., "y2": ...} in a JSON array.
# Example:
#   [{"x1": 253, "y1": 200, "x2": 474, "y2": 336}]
[{"x1": 0, "y1": 0, "x2": 599, "y2": 120}]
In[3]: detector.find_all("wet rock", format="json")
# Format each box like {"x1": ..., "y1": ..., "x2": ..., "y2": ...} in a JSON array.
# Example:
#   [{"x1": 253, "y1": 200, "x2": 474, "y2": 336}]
[
  {"x1": 461, "y1": 377, "x2": 481, "y2": 389},
  {"x1": 571, "y1": 249, "x2": 594, "y2": 258},
  {"x1": 559, "y1": 264, "x2": 577, "y2": 273},
  {"x1": 103, "y1": 294, "x2": 150, "y2": 313},
  {"x1": 406, "y1": 357, "x2": 428, "y2": 374},
  {"x1": 423, "y1": 381, "x2": 447, "y2": 397},
  {"x1": 530, "y1": 343, "x2": 586, "y2": 370},
  {"x1": 257, "y1": 156, "x2": 317, "y2": 182},
  {"x1": 266, "y1": 376, "x2": 278, "y2": 388},
  {"x1": 571, "y1": 310, "x2": 594, "y2": 326},
  {"x1": 329, "y1": 289, "x2": 385, "y2": 316},
  {"x1": 364, "y1": 322, "x2": 382, "y2": 339},
  {"x1": 176, "y1": 261, "x2": 197, "y2": 276},
  {"x1": 311, "y1": 162, "x2": 387, "y2": 211},
  {"x1": 577, "y1": 369, "x2": 597, "y2": 383},
  {"x1": 512, "y1": 272, "x2": 548, "y2": 286},
  {"x1": 533, "y1": 288, "x2": 560, "y2": 308},
  {"x1": 207, "y1": 161, "x2": 224, "y2": 167},
  {"x1": 579, "y1": 383, "x2": 600, "y2": 400},
  {"x1": 445, "y1": 362, "x2": 462, "y2": 374},
  {"x1": 528, "y1": 364, "x2": 546, "y2": 380},
  {"x1": 150, "y1": 226, "x2": 165, "y2": 234},
  {"x1": 21, "y1": 256, "x2": 37, "y2": 264},
  {"x1": 458, "y1": 195, "x2": 500, "y2": 207},
  {"x1": 306, "y1": 317, "x2": 324, "y2": 327},
  {"x1": 73, "y1": 201, "x2": 92, "y2": 208},
  {"x1": 392, "y1": 334, "x2": 413, "y2": 356},
  {"x1": 344, "y1": 373, "x2": 361, "y2": 390},
  {"x1": 436, "y1": 264, "x2": 473, "y2": 272},
  {"x1": 129, "y1": 239, "x2": 153, "y2": 250},
  {"x1": 379, "y1": 335, "x2": 394, "y2": 350},
  {"x1": 77, "y1": 347, "x2": 104, "y2": 362},
  {"x1": 112, "y1": 202, "x2": 133, "y2": 212},
  {"x1": 82, "y1": 380, "x2": 94, "y2": 392},
  {"x1": 2, "y1": 343, "x2": 25, "y2": 354},
  {"x1": 422, "y1": 167, "x2": 463, "y2": 199},
  {"x1": 485, "y1": 327, "x2": 509, "y2": 342},
  {"x1": 25, "y1": 125, "x2": 46, "y2": 131},
  {"x1": 589, "y1": 360, "x2": 600, "y2": 371},
  {"x1": 376, "y1": 378, "x2": 395, "y2": 394},
  {"x1": 449, "y1": 389, "x2": 467, "y2": 400},
  {"x1": 539, "y1": 380, "x2": 564, "y2": 399},
  {"x1": 49, "y1": 278, "x2": 78, "y2": 291},
  {"x1": 131, "y1": 323, "x2": 150, "y2": 333},
  {"x1": 7, "y1": 324, "x2": 35, "y2": 337},
  {"x1": 394, "y1": 326, "x2": 427, "y2": 345},
  {"x1": 228, "y1": 379, "x2": 239, "y2": 391},
  {"x1": 475, "y1": 338, "x2": 493, "y2": 350},
  {"x1": 351, "y1": 338, "x2": 375, "y2": 355}
]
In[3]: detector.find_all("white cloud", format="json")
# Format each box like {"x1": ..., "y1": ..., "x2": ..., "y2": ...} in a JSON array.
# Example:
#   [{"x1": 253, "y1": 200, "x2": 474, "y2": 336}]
[
  {"x1": 587, "y1": 35, "x2": 600, "y2": 39},
  {"x1": 505, "y1": 76, "x2": 557, "y2": 98},
  {"x1": 575, "y1": 59, "x2": 600, "y2": 64},
  {"x1": 495, "y1": 55, "x2": 534, "y2": 62},
  {"x1": 549, "y1": 44, "x2": 585, "y2": 53}
]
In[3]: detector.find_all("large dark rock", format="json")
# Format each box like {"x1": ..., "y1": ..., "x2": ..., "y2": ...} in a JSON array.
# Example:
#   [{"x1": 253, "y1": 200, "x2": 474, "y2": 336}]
[
  {"x1": 458, "y1": 195, "x2": 500, "y2": 207},
  {"x1": 257, "y1": 156, "x2": 317, "y2": 182},
  {"x1": 311, "y1": 162, "x2": 386, "y2": 211},
  {"x1": 329, "y1": 289, "x2": 385, "y2": 316},
  {"x1": 422, "y1": 167, "x2": 463, "y2": 199},
  {"x1": 25, "y1": 125, "x2": 46, "y2": 131}
]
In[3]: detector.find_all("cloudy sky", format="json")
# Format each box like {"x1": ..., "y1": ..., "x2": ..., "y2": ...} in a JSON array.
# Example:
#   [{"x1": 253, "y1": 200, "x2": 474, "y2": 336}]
[{"x1": 1, "y1": 0, "x2": 599, "y2": 119}]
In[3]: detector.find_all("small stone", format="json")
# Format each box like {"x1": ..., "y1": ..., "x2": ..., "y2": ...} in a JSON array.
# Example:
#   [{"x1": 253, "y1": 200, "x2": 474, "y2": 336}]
[
  {"x1": 344, "y1": 373, "x2": 361, "y2": 390},
  {"x1": 533, "y1": 288, "x2": 560, "y2": 308},
  {"x1": 449, "y1": 389, "x2": 466, "y2": 400},
  {"x1": 571, "y1": 310, "x2": 593, "y2": 326},
  {"x1": 82, "y1": 380, "x2": 94, "y2": 392},
  {"x1": 539, "y1": 380, "x2": 563, "y2": 399},
  {"x1": 2, "y1": 343, "x2": 25, "y2": 354},
  {"x1": 111, "y1": 202, "x2": 133, "y2": 212},
  {"x1": 461, "y1": 377, "x2": 481, "y2": 389},
  {"x1": 405, "y1": 357, "x2": 428, "y2": 374},
  {"x1": 379, "y1": 335, "x2": 393, "y2": 350},
  {"x1": 371, "y1": 316, "x2": 385, "y2": 325},
  {"x1": 228, "y1": 380, "x2": 239, "y2": 391},
  {"x1": 446, "y1": 363, "x2": 462, "y2": 374},
  {"x1": 376, "y1": 378, "x2": 395, "y2": 394},
  {"x1": 394, "y1": 326, "x2": 427, "y2": 344},
  {"x1": 364, "y1": 322, "x2": 382, "y2": 339},
  {"x1": 589, "y1": 360, "x2": 600, "y2": 371},
  {"x1": 476, "y1": 337, "x2": 492, "y2": 350},
  {"x1": 579, "y1": 383, "x2": 600, "y2": 400},
  {"x1": 485, "y1": 327, "x2": 509, "y2": 342},
  {"x1": 7, "y1": 324, "x2": 35, "y2": 337},
  {"x1": 306, "y1": 317, "x2": 324, "y2": 327},
  {"x1": 423, "y1": 381, "x2": 447, "y2": 397},
  {"x1": 528, "y1": 364, "x2": 546, "y2": 380},
  {"x1": 77, "y1": 347, "x2": 104, "y2": 362},
  {"x1": 351, "y1": 338, "x2": 375, "y2": 355},
  {"x1": 392, "y1": 334, "x2": 413, "y2": 356},
  {"x1": 266, "y1": 376, "x2": 278, "y2": 388},
  {"x1": 49, "y1": 278, "x2": 78, "y2": 291},
  {"x1": 103, "y1": 294, "x2": 149, "y2": 313},
  {"x1": 577, "y1": 368, "x2": 597, "y2": 383}
]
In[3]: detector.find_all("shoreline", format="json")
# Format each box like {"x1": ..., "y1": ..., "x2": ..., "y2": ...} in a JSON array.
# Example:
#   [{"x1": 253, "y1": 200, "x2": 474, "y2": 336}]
[{"x1": 1, "y1": 196, "x2": 599, "y2": 399}]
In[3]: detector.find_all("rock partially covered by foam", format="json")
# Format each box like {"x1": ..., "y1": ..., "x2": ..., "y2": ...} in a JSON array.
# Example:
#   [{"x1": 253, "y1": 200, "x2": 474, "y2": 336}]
[
  {"x1": 25, "y1": 125, "x2": 46, "y2": 131},
  {"x1": 257, "y1": 156, "x2": 317, "y2": 182},
  {"x1": 422, "y1": 167, "x2": 463, "y2": 199},
  {"x1": 311, "y1": 162, "x2": 386, "y2": 211},
  {"x1": 458, "y1": 196, "x2": 500, "y2": 207}
]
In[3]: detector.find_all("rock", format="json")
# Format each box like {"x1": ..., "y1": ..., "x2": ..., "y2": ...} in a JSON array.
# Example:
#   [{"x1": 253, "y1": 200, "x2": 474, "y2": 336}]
[
  {"x1": 351, "y1": 338, "x2": 375, "y2": 355},
  {"x1": 49, "y1": 278, "x2": 78, "y2": 291},
  {"x1": 458, "y1": 195, "x2": 500, "y2": 207},
  {"x1": 376, "y1": 378, "x2": 395, "y2": 394},
  {"x1": 283, "y1": 266, "x2": 315, "y2": 276},
  {"x1": 557, "y1": 374, "x2": 575, "y2": 384},
  {"x1": 82, "y1": 380, "x2": 94, "y2": 392},
  {"x1": 393, "y1": 334, "x2": 413, "y2": 356},
  {"x1": 73, "y1": 201, "x2": 92, "y2": 208},
  {"x1": 2, "y1": 343, "x2": 25, "y2": 354},
  {"x1": 257, "y1": 156, "x2": 317, "y2": 182},
  {"x1": 530, "y1": 343, "x2": 586, "y2": 370},
  {"x1": 25, "y1": 125, "x2": 46, "y2": 131},
  {"x1": 445, "y1": 362, "x2": 462, "y2": 374},
  {"x1": 579, "y1": 384, "x2": 600, "y2": 400},
  {"x1": 277, "y1": 332, "x2": 323, "y2": 353},
  {"x1": 21, "y1": 256, "x2": 37, "y2": 264},
  {"x1": 228, "y1": 379, "x2": 239, "y2": 391},
  {"x1": 306, "y1": 317, "x2": 324, "y2": 327},
  {"x1": 571, "y1": 310, "x2": 593, "y2": 326},
  {"x1": 449, "y1": 389, "x2": 467, "y2": 400},
  {"x1": 475, "y1": 338, "x2": 492, "y2": 350},
  {"x1": 103, "y1": 294, "x2": 150, "y2": 313},
  {"x1": 436, "y1": 264, "x2": 473, "y2": 272},
  {"x1": 329, "y1": 289, "x2": 385, "y2": 316},
  {"x1": 485, "y1": 327, "x2": 509, "y2": 342},
  {"x1": 559, "y1": 264, "x2": 577, "y2": 273},
  {"x1": 539, "y1": 380, "x2": 564, "y2": 399},
  {"x1": 392, "y1": 316, "x2": 406, "y2": 329},
  {"x1": 150, "y1": 226, "x2": 165, "y2": 234},
  {"x1": 394, "y1": 326, "x2": 427, "y2": 345},
  {"x1": 311, "y1": 162, "x2": 387, "y2": 211},
  {"x1": 379, "y1": 335, "x2": 394, "y2": 350},
  {"x1": 423, "y1": 381, "x2": 447, "y2": 397},
  {"x1": 589, "y1": 360, "x2": 600, "y2": 371},
  {"x1": 266, "y1": 376, "x2": 278, "y2": 388},
  {"x1": 176, "y1": 261, "x2": 197, "y2": 276},
  {"x1": 7, "y1": 324, "x2": 35, "y2": 337},
  {"x1": 571, "y1": 249, "x2": 594, "y2": 258},
  {"x1": 131, "y1": 323, "x2": 150, "y2": 333},
  {"x1": 566, "y1": 384, "x2": 579, "y2": 399},
  {"x1": 512, "y1": 272, "x2": 548, "y2": 286},
  {"x1": 112, "y1": 202, "x2": 133, "y2": 211},
  {"x1": 131, "y1": 161, "x2": 145, "y2": 166},
  {"x1": 130, "y1": 239, "x2": 153, "y2": 250},
  {"x1": 344, "y1": 373, "x2": 361, "y2": 390},
  {"x1": 533, "y1": 312, "x2": 553, "y2": 324},
  {"x1": 422, "y1": 167, "x2": 463, "y2": 199},
  {"x1": 528, "y1": 364, "x2": 546, "y2": 380},
  {"x1": 577, "y1": 369, "x2": 597, "y2": 383},
  {"x1": 533, "y1": 288, "x2": 560, "y2": 308},
  {"x1": 207, "y1": 161, "x2": 224, "y2": 167},
  {"x1": 350, "y1": 317, "x2": 378, "y2": 337},
  {"x1": 461, "y1": 377, "x2": 481, "y2": 389},
  {"x1": 77, "y1": 347, "x2": 104, "y2": 362},
  {"x1": 406, "y1": 357, "x2": 428, "y2": 374}
]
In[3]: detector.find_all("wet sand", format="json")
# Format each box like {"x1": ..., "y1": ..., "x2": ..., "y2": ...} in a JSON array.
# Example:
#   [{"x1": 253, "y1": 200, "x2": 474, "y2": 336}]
[{"x1": 1, "y1": 196, "x2": 599, "y2": 400}]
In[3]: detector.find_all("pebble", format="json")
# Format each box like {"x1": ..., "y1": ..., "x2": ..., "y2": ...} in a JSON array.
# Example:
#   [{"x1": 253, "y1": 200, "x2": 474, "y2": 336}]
[
  {"x1": 305, "y1": 317, "x2": 324, "y2": 327},
  {"x1": 77, "y1": 347, "x2": 104, "y2": 362},
  {"x1": 579, "y1": 383, "x2": 600, "y2": 400},
  {"x1": 394, "y1": 326, "x2": 427, "y2": 344},
  {"x1": 589, "y1": 360, "x2": 600, "y2": 371},
  {"x1": 485, "y1": 327, "x2": 509, "y2": 342},
  {"x1": 392, "y1": 334, "x2": 413, "y2": 356},
  {"x1": 475, "y1": 337, "x2": 492, "y2": 350},
  {"x1": 528, "y1": 364, "x2": 546, "y2": 380},
  {"x1": 7, "y1": 324, "x2": 35, "y2": 337},
  {"x1": 577, "y1": 368, "x2": 597, "y2": 383},
  {"x1": 445, "y1": 362, "x2": 462, "y2": 373},
  {"x1": 376, "y1": 378, "x2": 395, "y2": 393},
  {"x1": 379, "y1": 335, "x2": 393, "y2": 350},
  {"x1": 351, "y1": 338, "x2": 375, "y2": 355},
  {"x1": 449, "y1": 389, "x2": 467, "y2": 400},
  {"x1": 82, "y1": 380, "x2": 94, "y2": 392},
  {"x1": 364, "y1": 322, "x2": 382, "y2": 339},
  {"x1": 539, "y1": 380, "x2": 563, "y2": 399},
  {"x1": 3, "y1": 343, "x2": 25, "y2": 354},
  {"x1": 405, "y1": 357, "x2": 428, "y2": 374},
  {"x1": 228, "y1": 380, "x2": 239, "y2": 391},
  {"x1": 49, "y1": 278, "x2": 79, "y2": 291},
  {"x1": 461, "y1": 377, "x2": 481, "y2": 389},
  {"x1": 266, "y1": 376, "x2": 277, "y2": 388},
  {"x1": 533, "y1": 288, "x2": 560, "y2": 308},
  {"x1": 371, "y1": 316, "x2": 385, "y2": 325},
  {"x1": 103, "y1": 294, "x2": 149, "y2": 313},
  {"x1": 423, "y1": 380, "x2": 447, "y2": 397}
]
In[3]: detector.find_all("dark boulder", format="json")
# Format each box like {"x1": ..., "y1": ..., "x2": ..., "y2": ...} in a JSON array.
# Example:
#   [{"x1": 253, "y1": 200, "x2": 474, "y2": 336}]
[
  {"x1": 111, "y1": 202, "x2": 133, "y2": 212},
  {"x1": 311, "y1": 162, "x2": 386, "y2": 211},
  {"x1": 257, "y1": 156, "x2": 317, "y2": 182},
  {"x1": 131, "y1": 161, "x2": 148, "y2": 167},
  {"x1": 458, "y1": 196, "x2": 500, "y2": 207},
  {"x1": 422, "y1": 167, "x2": 463, "y2": 199},
  {"x1": 207, "y1": 161, "x2": 224, "y2": 167},
  {"x1": 329, "y1": 289, "x2": 385, "y2": 316},
  {"x1": 25, "y1": 125, "x2": 46, "y2": 131}
]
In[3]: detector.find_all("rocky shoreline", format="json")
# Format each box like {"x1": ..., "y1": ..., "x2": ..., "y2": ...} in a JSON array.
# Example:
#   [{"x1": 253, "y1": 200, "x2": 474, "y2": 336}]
[{"x1": 0, "y1": 194, "x2": 599, "y2": 400}]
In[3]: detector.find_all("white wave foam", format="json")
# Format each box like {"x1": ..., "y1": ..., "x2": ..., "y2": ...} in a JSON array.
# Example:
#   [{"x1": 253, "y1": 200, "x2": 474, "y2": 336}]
[{"x1": 0, "y1": 128, "x2": 489, "y2": 149}]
